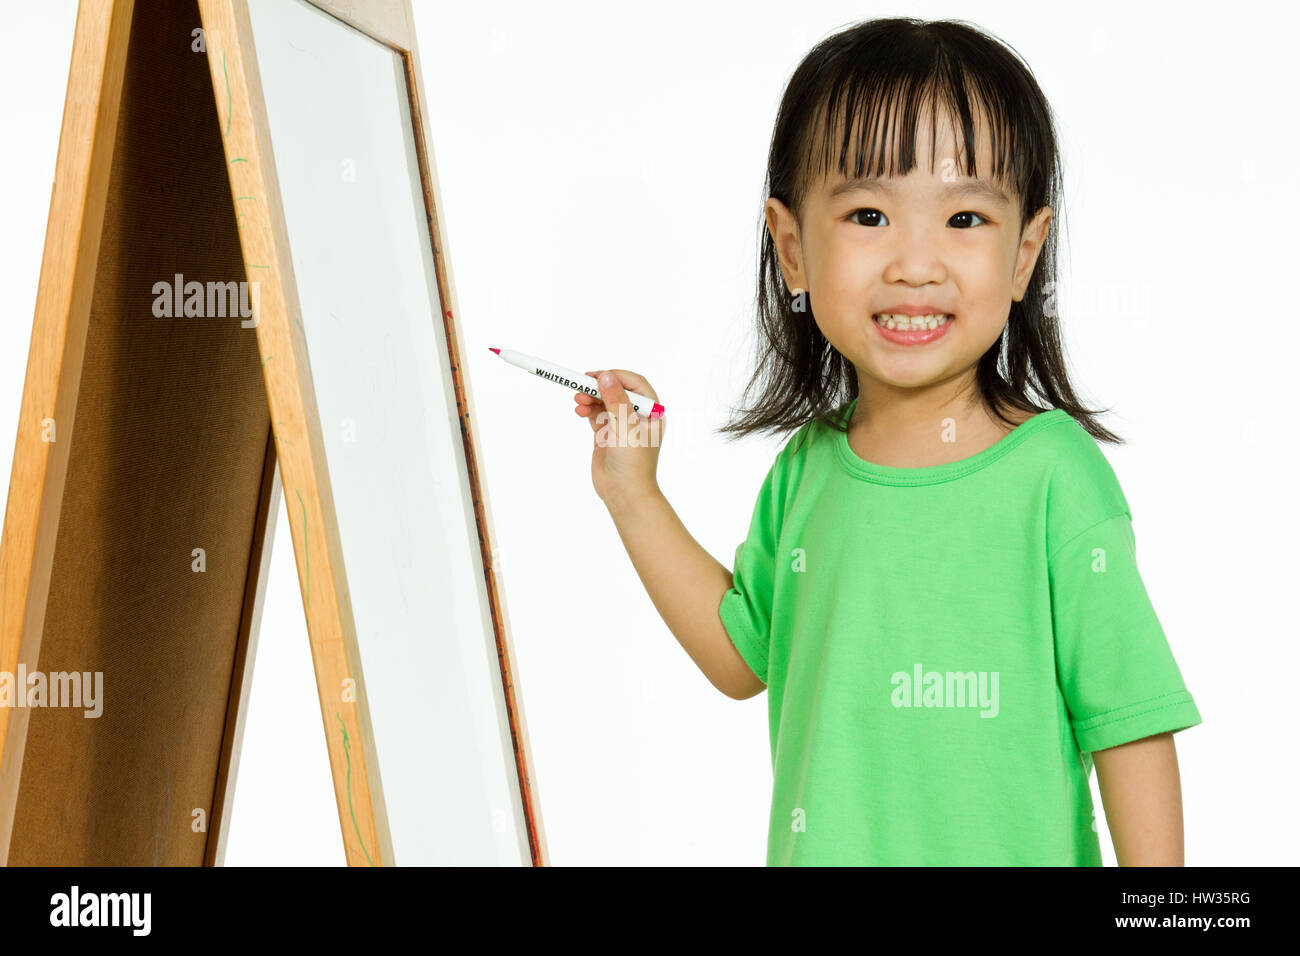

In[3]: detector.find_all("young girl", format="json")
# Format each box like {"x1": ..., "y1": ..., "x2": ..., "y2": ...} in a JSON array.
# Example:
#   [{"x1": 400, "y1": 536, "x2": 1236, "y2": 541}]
[{"x1": 573, "y1": 17, "x2": 1200, "y2": 866}]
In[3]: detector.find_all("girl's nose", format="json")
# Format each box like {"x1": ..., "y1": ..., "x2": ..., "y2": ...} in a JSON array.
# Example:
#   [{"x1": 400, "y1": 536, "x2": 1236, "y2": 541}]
[{"x1": 880, "y1": 231, "x2": 947, "y2": 286}]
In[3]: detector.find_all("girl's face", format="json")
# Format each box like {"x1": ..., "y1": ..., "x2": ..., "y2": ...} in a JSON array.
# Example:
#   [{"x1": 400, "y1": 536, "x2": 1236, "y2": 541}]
[{"x1": 765, "y1": 107, "x2": 1053, "y2": 402}]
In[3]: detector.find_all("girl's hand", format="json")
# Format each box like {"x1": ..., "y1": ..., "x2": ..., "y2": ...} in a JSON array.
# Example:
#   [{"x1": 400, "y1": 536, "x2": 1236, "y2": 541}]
[{"x1": 574, "y1": 368, "x2": 664, "y2": 505}]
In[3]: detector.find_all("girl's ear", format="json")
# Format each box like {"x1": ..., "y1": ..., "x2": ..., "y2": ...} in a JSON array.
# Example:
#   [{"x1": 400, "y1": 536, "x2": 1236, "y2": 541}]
[
  {"x1": 1011, "y1": 206, "x2": 1053, "y2": 302},
  {"x1": 765, "y1": 197, "x2": 806, "y2": 291}
]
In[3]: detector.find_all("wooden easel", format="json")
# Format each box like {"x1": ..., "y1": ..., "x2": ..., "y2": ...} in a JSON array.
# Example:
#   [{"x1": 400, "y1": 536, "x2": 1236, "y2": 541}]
[{"x1": 0, "y1": 0, "x2": 546, "y2": 866}]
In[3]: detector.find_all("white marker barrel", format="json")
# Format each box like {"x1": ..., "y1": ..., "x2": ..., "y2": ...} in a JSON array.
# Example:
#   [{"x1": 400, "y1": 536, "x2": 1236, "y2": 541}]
[{"x1": 490, "y1": 348, "x2": 665, "y2": 419}]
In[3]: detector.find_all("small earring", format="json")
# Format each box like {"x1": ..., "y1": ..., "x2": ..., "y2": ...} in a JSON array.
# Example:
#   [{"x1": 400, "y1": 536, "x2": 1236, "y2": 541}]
[{"x1": 790, "y1": 287, "x2": 808, "y2": 313}]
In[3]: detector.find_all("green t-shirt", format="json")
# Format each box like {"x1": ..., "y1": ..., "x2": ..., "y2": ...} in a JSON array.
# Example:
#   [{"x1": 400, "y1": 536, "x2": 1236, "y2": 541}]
[{"x1": 719, "y1": 398, "x2": 1201, "y2": 866}]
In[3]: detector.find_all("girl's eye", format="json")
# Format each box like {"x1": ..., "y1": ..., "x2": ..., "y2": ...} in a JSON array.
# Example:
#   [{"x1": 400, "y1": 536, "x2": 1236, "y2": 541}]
[
  {"x1": 949, "y1": 211, "x2": 988, "y2": 228},
  {"x1": 849, "y1": 208, "x2": 887, "y2": 227}
]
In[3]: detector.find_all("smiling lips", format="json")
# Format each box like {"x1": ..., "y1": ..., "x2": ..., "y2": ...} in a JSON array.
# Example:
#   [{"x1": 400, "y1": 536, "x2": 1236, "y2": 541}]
[{"x1": 872, "y1": 311, "x2": 955, "y2": 345}]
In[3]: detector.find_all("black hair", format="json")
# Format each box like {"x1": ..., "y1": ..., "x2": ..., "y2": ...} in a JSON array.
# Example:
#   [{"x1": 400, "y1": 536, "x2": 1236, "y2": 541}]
[{"x1": 718, "y1": 17, "x2": 1123, "y2": 446}]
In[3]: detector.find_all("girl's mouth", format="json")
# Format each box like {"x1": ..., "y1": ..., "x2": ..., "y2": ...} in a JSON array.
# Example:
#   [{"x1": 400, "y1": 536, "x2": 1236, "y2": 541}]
[{"x1": 872, "y1": 312, "x2": 954, "y2": 345}]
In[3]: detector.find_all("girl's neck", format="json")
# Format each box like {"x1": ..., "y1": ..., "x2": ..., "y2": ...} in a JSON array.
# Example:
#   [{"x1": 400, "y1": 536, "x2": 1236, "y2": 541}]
[{"x1": 847, "y1": 387, "x2": 1037, "y2": 470}]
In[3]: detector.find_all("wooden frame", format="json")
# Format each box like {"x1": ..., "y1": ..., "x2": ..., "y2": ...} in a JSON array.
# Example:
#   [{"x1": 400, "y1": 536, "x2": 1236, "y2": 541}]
[
  {"x1": 0, "y1": 0, "x2": 137, "y2": 865},
  {"x1": 0, "y1": 0, "x2": 546, "y2": 866}
]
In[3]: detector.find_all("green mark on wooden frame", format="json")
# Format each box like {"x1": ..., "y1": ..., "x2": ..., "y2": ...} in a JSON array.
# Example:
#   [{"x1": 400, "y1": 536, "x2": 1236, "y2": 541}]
[
  {"x1": 336, "y1": 712, "x2": 375, "y2": 866},
  {"x1": 222, "y1": 50, "x2": 231, "y2": 137}
]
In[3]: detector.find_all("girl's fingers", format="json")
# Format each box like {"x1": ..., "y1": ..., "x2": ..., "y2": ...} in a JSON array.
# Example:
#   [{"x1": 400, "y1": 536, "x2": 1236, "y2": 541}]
[
  {"x1": 594, "y1": 373, "x2": 628, "y2": 410},
  {"x1": 577, "y1": 369, "x2": 657, "y2": 437},
  {"x1": 586, "y1": 368, "x2": 657, "y2": 402},
  {"x1": 596, "y1": 369, "x2": 657, "y2": 401}
]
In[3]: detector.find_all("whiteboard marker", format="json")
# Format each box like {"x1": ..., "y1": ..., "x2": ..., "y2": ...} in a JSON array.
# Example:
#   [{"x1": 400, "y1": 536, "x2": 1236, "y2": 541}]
[{"x1": 489, "y1": 348, "x2": 665, "y2": 419}]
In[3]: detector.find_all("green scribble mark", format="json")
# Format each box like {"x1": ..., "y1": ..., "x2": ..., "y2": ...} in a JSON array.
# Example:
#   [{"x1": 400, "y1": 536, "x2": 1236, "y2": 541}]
[
  {"x1": 222, "y1": 50, "x2": 231, "y2": 137},
  {"x1": 336, "y1": 712, "x2": 375, "y2": 866},
  {"x1": 262, "y1": 354, "x2": 273, "y2": 367},
  {"x1": 235, "y1": 196, "x2": 256, "y2": 229},
  {"x1": 247, "y1": 264, "x2": 271, "y2": 270},
  {"x1": 230, "y1": 157, "x2": 248, "y2": 164},
  {"x1": 296, "y1": 488, "x2": 309, "y2": 608}
]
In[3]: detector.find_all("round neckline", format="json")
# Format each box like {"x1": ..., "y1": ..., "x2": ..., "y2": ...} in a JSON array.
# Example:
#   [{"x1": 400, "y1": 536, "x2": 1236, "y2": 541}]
[{"x1": 833, "y1": 397, "x2": 1072, "y2": 485}]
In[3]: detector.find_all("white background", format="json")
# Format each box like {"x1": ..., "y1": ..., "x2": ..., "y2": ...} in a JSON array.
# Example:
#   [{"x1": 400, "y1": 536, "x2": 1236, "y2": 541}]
[{"x1": 1, "y1": 0, "x2": 1295, "y2": 865}]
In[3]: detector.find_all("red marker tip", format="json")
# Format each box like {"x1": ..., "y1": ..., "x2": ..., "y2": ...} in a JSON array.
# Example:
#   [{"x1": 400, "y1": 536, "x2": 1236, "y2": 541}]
[{"x1": 488, "y1": 347, "x2": 500, "y2": 355}]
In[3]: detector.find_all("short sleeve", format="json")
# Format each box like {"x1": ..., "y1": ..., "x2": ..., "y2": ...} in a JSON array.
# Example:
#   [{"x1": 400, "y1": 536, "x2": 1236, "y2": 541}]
[
  {"x1": 1049, "y1": 512, "x2": 1202, "y2": 753},
  {"x1": 718, "y1": 458, "x2": 784, "y2": 686}
]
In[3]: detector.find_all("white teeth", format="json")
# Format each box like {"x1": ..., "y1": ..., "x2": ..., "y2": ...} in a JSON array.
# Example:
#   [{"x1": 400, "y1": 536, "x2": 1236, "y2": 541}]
[{"x1": 873, "y1": 313, "x2": 952, "y2": 331}]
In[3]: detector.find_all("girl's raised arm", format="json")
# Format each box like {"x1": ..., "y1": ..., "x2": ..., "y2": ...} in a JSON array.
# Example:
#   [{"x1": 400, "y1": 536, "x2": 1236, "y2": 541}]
[{"x1": 576, "y1": 369, "x2": 764, "y2": 699}]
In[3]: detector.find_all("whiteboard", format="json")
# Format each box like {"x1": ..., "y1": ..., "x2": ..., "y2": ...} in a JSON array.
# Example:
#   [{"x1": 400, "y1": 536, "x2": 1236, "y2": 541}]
[{"x1": 247, "y1": 0, "x2": 529, "y2": 865}]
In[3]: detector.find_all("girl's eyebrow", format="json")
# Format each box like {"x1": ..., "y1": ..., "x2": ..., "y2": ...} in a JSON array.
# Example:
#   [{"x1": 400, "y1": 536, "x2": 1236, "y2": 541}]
[{"x1": 827, "y1": 175, "x2": 1011, "y2": 207}]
